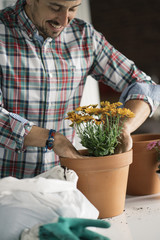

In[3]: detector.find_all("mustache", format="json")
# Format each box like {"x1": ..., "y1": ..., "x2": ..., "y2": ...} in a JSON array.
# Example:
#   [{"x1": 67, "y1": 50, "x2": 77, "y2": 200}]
[
  {"x1": 47, "y1": 18, "x2": 71, "y2": 26},
  {"x1": 48, "y1": 20, "x2": 60, "y2": 25}
]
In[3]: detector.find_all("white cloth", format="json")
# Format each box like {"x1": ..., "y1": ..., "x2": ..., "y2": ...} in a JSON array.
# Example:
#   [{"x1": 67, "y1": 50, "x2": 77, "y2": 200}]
[
  {"x1": 34, "y1": 165, "x2": 79, "y2": 186},
  {"x1": 0, "y1": 166, "x2": 78, "y2": 194},
  {"x1": 0, "y1": 166, "x2": 99, "y2": 240}
]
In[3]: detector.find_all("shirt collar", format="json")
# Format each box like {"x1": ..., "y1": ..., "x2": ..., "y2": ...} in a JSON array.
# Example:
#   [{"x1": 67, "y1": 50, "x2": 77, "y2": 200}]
[{"x1": 15, "y1": 0, "x2": 54, "y2": 43}]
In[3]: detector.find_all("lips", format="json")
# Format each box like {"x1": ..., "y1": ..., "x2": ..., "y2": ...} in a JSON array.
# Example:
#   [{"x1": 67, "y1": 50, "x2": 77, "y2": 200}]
[{"x1": 48, "y1": 21, "x2": 63, "y2": 32}]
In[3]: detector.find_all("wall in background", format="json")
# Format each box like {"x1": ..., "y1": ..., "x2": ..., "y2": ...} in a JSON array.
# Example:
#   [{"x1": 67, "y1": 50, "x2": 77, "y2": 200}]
[
  {"x1": 76, "y1": 0, "x2": 100, "y2": 107},
  {"x1": 90, "y1": 0, "x2": 160, "y2": 82},
  {"x1": 90, "y1": 0, "x2": 160, "y2": 133},
  {"x1": 0, "y1": 0, "x2": 16, "y2": 9}
]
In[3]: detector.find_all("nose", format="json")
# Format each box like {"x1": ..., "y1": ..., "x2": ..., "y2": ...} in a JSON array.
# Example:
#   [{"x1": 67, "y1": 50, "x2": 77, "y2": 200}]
[{"x1": 58, "y1": 9, "x2": 70, "y2": 27}]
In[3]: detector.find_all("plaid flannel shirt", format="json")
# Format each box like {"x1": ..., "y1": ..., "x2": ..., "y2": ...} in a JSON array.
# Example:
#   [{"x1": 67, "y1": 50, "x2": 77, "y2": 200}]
[{"x1": 0, "y1": 0, "x2": 158, "y2": 178}]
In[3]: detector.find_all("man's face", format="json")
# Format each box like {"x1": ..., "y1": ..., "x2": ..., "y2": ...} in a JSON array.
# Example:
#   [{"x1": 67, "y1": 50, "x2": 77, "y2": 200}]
[{"x1": 25, "y1": 0, "x2": 82, "y2": 39}]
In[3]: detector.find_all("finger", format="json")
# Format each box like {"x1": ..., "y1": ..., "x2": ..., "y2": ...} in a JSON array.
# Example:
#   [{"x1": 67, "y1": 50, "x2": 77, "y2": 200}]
[
  {"x1": 39, "y1": 223, "x2": 79, "y2": 240},
  {"x1": 114, "y1": 144, "x2": 123, "y2": 154},
  {"x1": 61, "y1": 218, "x2": 110, "y2": 229},
  {"x1": 79, "y1": 228, "x2": 110, "y2": 240},
  {"x1": 115, "y1": 135, "x2": 132, "y2": 154},
  {"x1": 82, "y1": 219, "x2": 111, "y2": 229}
]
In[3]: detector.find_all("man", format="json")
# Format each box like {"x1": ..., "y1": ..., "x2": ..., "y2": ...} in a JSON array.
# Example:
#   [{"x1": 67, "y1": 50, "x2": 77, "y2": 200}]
[{"x1": 0, "y1": 0, "x2": 159, "y2": 178}]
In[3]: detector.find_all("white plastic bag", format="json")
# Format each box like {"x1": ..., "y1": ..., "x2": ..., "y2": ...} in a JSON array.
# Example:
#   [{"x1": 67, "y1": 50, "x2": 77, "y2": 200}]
[{"x1": 0, "y1": 166, "x2": 99, "y2": 240}]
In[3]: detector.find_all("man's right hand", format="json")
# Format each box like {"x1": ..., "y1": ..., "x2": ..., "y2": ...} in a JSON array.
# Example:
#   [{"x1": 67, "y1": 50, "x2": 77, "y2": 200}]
[
  {"x1": 24, "y1": 126, "x2": 82, "y2": 158},
  {"x1": 53, "y1": 132, "x2": 82, "y2": 158}
]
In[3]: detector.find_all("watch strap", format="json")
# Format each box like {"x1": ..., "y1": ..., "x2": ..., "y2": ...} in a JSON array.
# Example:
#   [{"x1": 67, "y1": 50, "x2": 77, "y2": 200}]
[{"x1": 45, "y1": 129, "x2": 56, "y2": 151}]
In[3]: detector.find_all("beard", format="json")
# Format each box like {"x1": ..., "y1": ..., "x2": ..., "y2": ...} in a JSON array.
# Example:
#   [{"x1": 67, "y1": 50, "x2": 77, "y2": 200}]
[{"x1": 32, "y1": 19, "x2": 63, "y2": 39}]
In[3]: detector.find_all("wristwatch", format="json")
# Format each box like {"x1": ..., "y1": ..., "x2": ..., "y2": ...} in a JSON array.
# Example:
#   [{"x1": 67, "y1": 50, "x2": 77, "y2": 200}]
[{"x1": 45, "y1": 129, "x2": 56, "y2": 151}]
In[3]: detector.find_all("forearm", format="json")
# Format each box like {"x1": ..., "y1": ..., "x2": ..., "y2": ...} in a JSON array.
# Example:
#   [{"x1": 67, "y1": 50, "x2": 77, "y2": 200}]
[
  {"x1": 24, "y1": 126, "x2": 81, "y2": 158},
  {"x1": 24, "y1": 126, "x2": 49, "y2": 148},
  {"x1": 114, "y1": 99, "x2": 150, "y2": 153},
  {"x1": 123, "y1": 99, "x2": 151, "y2": 134}
]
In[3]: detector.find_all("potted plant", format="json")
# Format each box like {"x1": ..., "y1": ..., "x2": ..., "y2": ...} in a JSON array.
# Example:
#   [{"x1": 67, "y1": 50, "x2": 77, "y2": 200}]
[
  {"x1": 60, "y1": 101, "x2": 134, "y2": 218},
  {"x1": 147, "y1": 140, "x2": 160, "y2": 179},
  {"x1": 65, "y1": 101, "x2": 134, "y2": 157}
]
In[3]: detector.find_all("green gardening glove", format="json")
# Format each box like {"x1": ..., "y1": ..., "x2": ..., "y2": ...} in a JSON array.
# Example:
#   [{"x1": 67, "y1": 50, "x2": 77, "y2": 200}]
[{"x1": 39, "y1": 217, "x2": 111, "y2": 240}]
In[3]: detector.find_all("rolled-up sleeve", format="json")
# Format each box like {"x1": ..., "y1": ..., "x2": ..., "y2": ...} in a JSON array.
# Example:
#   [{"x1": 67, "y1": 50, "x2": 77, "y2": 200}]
[
  {"x1": 119, "y1": 82, "x2": 160, "y2": 116},
  {"x1": 0, "y1": 108, "x2": 35, "y2": 151}
]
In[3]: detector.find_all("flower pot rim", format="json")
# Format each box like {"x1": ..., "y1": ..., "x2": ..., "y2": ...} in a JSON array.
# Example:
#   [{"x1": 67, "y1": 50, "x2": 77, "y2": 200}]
[
  {"x1": 132, "y1": 133, "x2": 160, "y2": 143},
  {"x1": 60, "y1": 149, "x2": 132, "y2": 172}
]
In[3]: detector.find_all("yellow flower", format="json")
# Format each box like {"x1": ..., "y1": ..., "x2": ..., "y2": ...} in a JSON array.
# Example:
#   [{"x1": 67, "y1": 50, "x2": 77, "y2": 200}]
[
  {"x1": 117, "y1": 108, "x2": 125, "y2": 116},
  {"x1": 110, "y1": 108, "x2": 117, "y2": 116},
  {"x1": 101, "y1": 107, "x2": 110, "y2": 115},
  {"x1": 124, "y1": 109, "x2": 135, "y2": 118},
  {"x1": 67, "y1": 111, "x2": 75, "y2": 116},
  {"x1": 66, "y1": 101, "x2": 134, "y2": 127},
  {"x1": 100, "y1": 101, "x2": 111, "y2": 108},
  {"x1": 94, "y1": 119, "x2": 103, "y2": 125},
  {"x1": 110, "y1": 102, "x2": 122, "y2": 108},
  {"x1": 90, "y1": 104, "x2": 98, "y2": 108},
  {"x1": 85, "y1": 107, "x2": 104, "y2": 115},
  {"x1": 75, "y1": 105, "x2": 90, "y2": 112},
  {"x1": 81, "y1": 115, "x2": 94, "y2": 122},
  {"x1": 117, "y1": 108, "x2": 135, "y2": 118},
  {"x1": 75, "y1": 106, "x2": 83, "y2": 112},
  {"x1": 65, "y1": 112, "x2": 82, "y2": 123}
]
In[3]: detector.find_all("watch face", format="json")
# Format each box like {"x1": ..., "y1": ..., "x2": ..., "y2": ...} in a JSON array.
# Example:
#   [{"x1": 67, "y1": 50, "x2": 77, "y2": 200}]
[
  {"x1": 46, "y1": 130, "x2": 56, "y2": 150},
  {"x1": 48, "y1": 139, "x2": 54, "y2": 147}
]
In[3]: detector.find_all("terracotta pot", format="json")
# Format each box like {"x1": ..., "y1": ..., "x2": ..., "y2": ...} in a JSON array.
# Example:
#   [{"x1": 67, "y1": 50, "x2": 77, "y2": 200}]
[
  {"x1": 156, "y1": 170, "x2": 160, "y2": 180},
  {"x1": 60, "y1": 149, "x2": 132, "y2": 218},
  {"x1": 127, "y1": 133, "x2": 160, "y2": 195}
]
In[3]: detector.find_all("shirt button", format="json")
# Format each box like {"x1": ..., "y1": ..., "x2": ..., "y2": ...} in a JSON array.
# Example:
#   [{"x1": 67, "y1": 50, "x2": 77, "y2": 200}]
[
  {"x1": 49, "y1": 73, "x2": 54, "y2": 78},
  {"x1": 15, "y1": 149, "x2": 21, "y2": 153}
]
